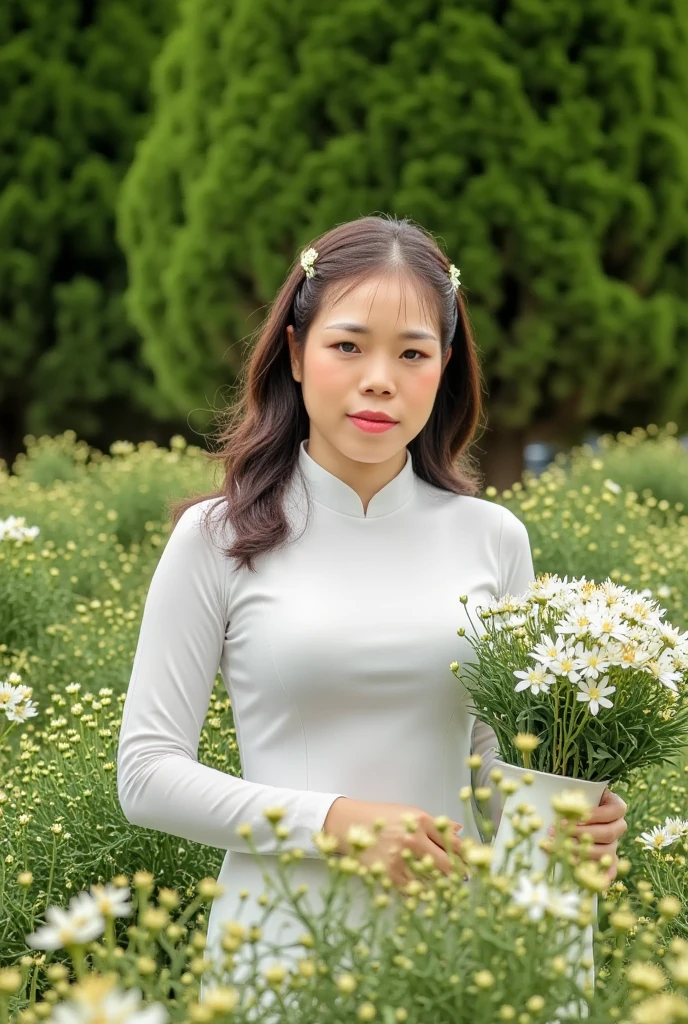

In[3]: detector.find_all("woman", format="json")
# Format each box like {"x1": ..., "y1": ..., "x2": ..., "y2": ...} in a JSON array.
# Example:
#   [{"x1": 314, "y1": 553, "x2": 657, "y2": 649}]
[{"x1": 116, "y1": 214, "x2": 627, "y2": 1012}]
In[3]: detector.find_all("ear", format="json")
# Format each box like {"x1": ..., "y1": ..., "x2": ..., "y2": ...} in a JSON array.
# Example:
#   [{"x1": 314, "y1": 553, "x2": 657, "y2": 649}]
[
  {"x1": 286, "y1": 325, "x2": 302, "y2": 382},
  {"x1": 442, "y1": 346, "x2": 452, "y2": 374}
]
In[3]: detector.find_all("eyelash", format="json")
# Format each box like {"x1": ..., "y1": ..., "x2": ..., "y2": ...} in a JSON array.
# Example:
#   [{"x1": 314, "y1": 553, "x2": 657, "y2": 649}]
[{"x1": 332, "y1": 342, "x2": 428, "y2": 361}]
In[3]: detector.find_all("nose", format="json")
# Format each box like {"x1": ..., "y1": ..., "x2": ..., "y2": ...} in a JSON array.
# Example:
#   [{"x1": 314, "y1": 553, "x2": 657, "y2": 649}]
[{"x1": 358, "y1": 355, "x2": 398, "y2": 395}]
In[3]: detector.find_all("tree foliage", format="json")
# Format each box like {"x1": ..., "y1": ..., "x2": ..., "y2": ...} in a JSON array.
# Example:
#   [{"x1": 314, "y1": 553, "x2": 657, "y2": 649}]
[
  {"x1": 0, "y1": 0, "x2": 176, "y2": 453},
  {"x1": 119, "y1": 0, "x2": 688, "y2": 446}
]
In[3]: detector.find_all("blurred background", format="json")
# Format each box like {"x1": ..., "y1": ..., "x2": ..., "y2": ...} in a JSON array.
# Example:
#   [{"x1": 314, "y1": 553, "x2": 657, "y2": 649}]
[{"x1": 3, "y1": 0, "x2": 688, "y2": 492}]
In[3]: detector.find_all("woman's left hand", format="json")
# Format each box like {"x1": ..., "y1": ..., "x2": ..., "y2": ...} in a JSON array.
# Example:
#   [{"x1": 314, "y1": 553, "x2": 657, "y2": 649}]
[{"x1": 574, "y1": 788, "x2": 628, "y2": 881}]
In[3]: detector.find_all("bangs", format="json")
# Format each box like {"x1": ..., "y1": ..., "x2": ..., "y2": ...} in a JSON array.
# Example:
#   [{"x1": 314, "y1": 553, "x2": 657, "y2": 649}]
[{"x1": 321, "y1": 266, "x2": 445, "y2": 341}]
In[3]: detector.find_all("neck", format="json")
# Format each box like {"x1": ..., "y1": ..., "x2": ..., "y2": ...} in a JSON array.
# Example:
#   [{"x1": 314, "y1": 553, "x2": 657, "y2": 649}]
[{"x1": 304, "y1": 433, "x2": 408, "y2": 515}]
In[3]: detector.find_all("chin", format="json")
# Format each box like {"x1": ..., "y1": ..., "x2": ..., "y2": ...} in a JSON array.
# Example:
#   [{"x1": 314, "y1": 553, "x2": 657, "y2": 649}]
[{"x1": 338, "y1": 436, "x2": 408, "y2": 465}]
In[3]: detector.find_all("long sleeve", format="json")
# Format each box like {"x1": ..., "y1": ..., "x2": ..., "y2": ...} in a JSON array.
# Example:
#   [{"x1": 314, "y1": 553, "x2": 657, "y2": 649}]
[
  {"x1": 471, "y1": 506, "x2": 537, "y2": 830},
  {"x1": 116, "y1": 503, "x2": 346, "y2": 856}
]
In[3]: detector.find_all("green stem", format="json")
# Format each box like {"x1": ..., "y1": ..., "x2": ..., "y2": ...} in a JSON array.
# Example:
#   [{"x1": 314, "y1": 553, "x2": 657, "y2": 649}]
[
  {"x1": 44, "y1": 836, "x2": 58, "y2": 916},
  {"x1": 28, "y1": 960, "x2": 39, "y2": 1006},
  {"x1": 103, "y1": 916, "x2": 116, "y2": 970},
  {"x1": 66, "y1": 944, "x2": 85, "y2": 982}
]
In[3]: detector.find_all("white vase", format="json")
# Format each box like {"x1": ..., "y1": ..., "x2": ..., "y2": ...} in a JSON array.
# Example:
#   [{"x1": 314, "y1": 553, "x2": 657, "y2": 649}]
[{"x1": 490, "y1": 760, "x2": 609, "y2": 1018}]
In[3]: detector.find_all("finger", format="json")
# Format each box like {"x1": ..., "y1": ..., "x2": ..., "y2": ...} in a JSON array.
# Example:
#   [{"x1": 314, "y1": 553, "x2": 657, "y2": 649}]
[
  {"x1": 575, "y1": 818, "x2": 627, "y2": 845},
  {"x1": 580, "y1": 791, "x2": 627, "y2": 824},
  {"x1": 424, "y1": 818, "x2": 465, "y2": 859},
  {"x1": 418, "y1": 832, "x2": 455, "y2": 878},
  {"x1": 585, "y1": 840, "x2": 618, "y2": 862}
]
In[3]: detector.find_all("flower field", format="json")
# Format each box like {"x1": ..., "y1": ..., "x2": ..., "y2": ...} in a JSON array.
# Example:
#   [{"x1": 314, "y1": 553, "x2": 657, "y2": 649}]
[{"x1": 3, "y1": 426, "x2": 688, "y2": 1022}]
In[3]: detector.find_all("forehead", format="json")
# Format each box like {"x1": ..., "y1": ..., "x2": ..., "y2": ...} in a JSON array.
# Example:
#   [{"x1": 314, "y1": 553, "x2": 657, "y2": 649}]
[{"x1": 317, "y1": 271, "x2": 441, "y2": 332}]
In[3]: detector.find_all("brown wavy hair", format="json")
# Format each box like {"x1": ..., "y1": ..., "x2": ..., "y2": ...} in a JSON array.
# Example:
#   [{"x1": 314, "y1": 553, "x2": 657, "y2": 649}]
[{"x1": 170, "y1": 214, "x2": 487, "y2": 572}]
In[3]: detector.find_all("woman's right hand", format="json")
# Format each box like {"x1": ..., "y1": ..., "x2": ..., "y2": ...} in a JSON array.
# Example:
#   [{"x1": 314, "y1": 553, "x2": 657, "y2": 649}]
[{"x1": 322, "y1": 797, "x2": 465, "y2": 889}]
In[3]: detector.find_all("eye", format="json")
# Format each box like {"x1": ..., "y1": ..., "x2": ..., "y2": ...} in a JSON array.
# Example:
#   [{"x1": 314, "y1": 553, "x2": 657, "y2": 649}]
[{"x1": 332, "y1": 342, "x2": 427, "y2": 361}]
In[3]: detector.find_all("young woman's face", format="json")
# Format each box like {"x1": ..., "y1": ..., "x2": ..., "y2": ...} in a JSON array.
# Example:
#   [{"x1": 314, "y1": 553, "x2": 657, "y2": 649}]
[{"x1": 287, "y1": 272, "x2": 451, "y2": 466}]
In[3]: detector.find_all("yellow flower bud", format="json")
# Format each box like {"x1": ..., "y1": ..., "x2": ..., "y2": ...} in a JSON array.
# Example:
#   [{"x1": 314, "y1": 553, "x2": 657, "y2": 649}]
[
  {"x1": 337, "y1": 973, "x2": 357, "y2": 993},
  {"x1": 659, "y1": 896, "x2": 682, "y2": 919},
  {"x1": 474, "y1": 970, "x2": 495, "y2": 989},
  {"x1": 157, "y1": 887, "x2": 180, "y2": 909},
  {"x1": 0, "y1": 969, "x2": 22, "y2": 994},
  {"x1": 202, "y1": 988, "x2": 240, "y2": 1013},
  {"x1": 626, "y1": 961, "x2": 666, "y2": 992},
  {"x1": 551, "y1": 791, "x2": 592, "y2": 821},
  {"x1": 141, "y1": 908, "x2": 169, "y2": 933},
  {"x1": 609, "y1": 910, "x2": 637, "y2": 932},
  {"x1": 263, "y1": 962, "x2": 287, "y2": 987},
  {"x1": 197, "y1": 878, "x2": 224, "y2": 900},
  {"x1": 514, "y1": 733, "x2": 540, "y2": 754},
  {"x1": 136, "y1": 956, "x2": 157, "y2": 976},
  {"x1": 465, "y1": 845, "x2": 494, "y2": 868}
]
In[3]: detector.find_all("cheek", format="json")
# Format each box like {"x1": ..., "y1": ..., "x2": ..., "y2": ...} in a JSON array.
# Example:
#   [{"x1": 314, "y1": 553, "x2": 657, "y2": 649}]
[
  {"x1": 303, "y1": 351, "x2": 348, "y2": 397},
  {"x1": 406, "y1": 363, "x2": 443, "y2": 403}
]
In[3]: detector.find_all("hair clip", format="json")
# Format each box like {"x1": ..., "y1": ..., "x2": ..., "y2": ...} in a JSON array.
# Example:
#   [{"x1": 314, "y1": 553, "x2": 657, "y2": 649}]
[
  {"x1": 300, "y1": 247, "x2": 318, "y2": 279},
  {"x1": 449, "y1": 264, "x2": 461, "y2": 291}
]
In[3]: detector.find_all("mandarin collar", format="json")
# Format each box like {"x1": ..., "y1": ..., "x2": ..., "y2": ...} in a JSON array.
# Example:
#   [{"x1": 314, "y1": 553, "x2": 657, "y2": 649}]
[{"x1": 296, "y1": 439, "x2": 415, "y2": 519}]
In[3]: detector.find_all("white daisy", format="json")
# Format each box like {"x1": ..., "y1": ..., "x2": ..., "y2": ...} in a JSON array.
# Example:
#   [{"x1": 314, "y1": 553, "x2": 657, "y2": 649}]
[
  {"x1": 555, "y1": 608, "x2": 594, "y2": 641},
  {"x1": 531, "y1": 634, "x2": 567, "y2": 670},
  {"x1": 0, "y1": 683, "x2": 21, "y2": 710},
  {"x1": 547, "y1": 888, "x2": 581, "y2": 921},
  {"x1": 576, "y1": 677, "x2": 616, "y2": 716},
  {"x1": 586, "y1": 608, "x2": 631, "y2": 647},
  {"x1": 549, "y1": 645, "x2": 583, "y2": 683},
  {"x1": 49, "y1": 977, "x2": 168, "y2": 1024},
  {"x1": 664, "y1": 816, "x2": 688, "y2": 838},
  {"x1": 514, "y1": 663, "x2": 555, "y2": 696},
  {"x1": 610, "y1": 640, "x2": 646, "y2": 671},
  {"x1": 643, "y1": 652, "x2": 682, "y2": 693},
  {"x1": 638, "y1": 825, "x2": 676, "y2": 852},
  {"x1": 528, "y1": 574, "x2": 570, "y2": 604},
  {"x1": 6, "y1": 699, "x2": 38, "y2": 723},
  {"x1": 88, "y1": 882, "x2": 132, "y2": 919},
  {"x1": 511, "y1": 875, "x2": 551, "y2": 921},
  {"x1": 12, "y1": 683, "x2": 33, "y2": 701},
  {"x1": 26, "y1": 894, "x2": 104, "y2": 950},
  {"x1": 571, "y1": 641, "x2": 610, "y2": 680}
]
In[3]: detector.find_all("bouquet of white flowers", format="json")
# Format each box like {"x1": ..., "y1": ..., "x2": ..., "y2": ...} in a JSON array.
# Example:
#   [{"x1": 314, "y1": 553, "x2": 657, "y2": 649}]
[{"x1": 452, "y1": 574, "x2": 688, "y2": 784}]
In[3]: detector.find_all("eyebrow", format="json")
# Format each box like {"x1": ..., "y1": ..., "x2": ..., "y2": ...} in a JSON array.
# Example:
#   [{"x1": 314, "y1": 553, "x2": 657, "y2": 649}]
[{"x1": 324, "y1": 321, "x2": 438, "y2": 341}]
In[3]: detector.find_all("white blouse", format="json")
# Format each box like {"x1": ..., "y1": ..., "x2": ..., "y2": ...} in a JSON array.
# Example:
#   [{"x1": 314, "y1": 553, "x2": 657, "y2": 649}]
[{"x1": 117, "y1": 438, "x2": 535, "y2": 999}]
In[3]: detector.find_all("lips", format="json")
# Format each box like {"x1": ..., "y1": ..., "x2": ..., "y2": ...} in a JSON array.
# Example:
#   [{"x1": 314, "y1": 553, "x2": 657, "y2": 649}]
[
  {"x1": 347, "y1": 415, "x2": 398, "y2": 433},
  {"x1": 348, "y1": 412, "x2": 398, "y2": 423}
]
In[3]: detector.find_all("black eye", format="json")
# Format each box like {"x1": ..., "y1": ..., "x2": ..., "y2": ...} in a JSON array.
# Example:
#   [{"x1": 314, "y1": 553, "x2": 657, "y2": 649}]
[{"x1": 333, "y1": 342, "x2": 427, "y2": 360}]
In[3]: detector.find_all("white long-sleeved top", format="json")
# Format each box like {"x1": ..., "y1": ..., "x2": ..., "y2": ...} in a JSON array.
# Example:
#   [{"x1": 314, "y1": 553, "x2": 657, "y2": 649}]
[{"x1": 116, "y1": 438, "x2": 535, "y2": 1004}]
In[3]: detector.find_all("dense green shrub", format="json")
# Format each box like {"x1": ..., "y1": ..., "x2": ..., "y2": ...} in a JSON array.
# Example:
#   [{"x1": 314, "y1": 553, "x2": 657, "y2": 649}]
[
  {"x1": 120, "y1": 0, "x2": 688, "y2": 458},
  {"x1": 0, "y1": 0, "x2": 177, "y2": 449}
]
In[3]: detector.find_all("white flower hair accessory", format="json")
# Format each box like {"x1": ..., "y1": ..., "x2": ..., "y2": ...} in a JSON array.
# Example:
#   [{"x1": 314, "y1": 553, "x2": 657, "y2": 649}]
[
  {"x1": 449, "y1": 264, "x2": 461, "y2": 291},
  {"x1": 300, "y1": 247, "x2": 318, "y2": 279}
]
